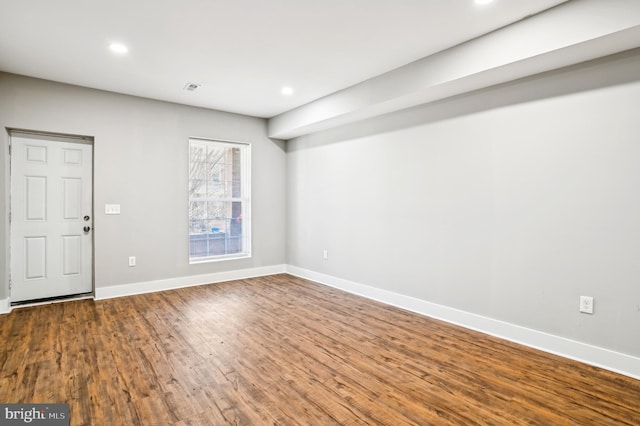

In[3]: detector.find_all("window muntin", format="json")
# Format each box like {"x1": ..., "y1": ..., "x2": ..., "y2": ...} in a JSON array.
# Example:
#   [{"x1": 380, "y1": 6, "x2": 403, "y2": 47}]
[{"x1": 188, "y1": 138, "x2": 250, "y2": 263}]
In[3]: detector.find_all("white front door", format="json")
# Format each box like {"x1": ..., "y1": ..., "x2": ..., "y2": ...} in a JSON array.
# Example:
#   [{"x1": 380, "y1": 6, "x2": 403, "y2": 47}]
[{"x1": 10, "y1": 133, "x2": 93, "y2": 302}]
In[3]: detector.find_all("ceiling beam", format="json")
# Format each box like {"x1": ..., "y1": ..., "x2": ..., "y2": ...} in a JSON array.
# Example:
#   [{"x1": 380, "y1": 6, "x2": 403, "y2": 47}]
[{"x1": 268, "y1": 0, "x2": 640, "y2": 140}]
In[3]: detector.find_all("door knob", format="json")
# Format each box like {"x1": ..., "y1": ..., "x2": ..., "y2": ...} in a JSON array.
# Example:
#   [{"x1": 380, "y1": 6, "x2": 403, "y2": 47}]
[
  {"x1": 84, "y1": 215, "x2": 90, "y2": 221},
  {"x1": 83, "y1": 226, "x2": 91, "y2": 232}
]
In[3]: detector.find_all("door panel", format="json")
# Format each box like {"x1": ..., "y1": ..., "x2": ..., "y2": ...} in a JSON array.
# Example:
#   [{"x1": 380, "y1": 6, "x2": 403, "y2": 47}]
[
  {"x1": 25, "y1": 237, "x2": 46, "y2": 279},
  {"x1": 62, "y1": 178, "x2": 82, "y2": 219},
  {"x1": 25, "y1": 144, "x2": 47, "y2": 163},
  {"x1": 25, "y1": 176, "x2": 47, "y2": 220},
  {"x1": 10, "y1": 134, "x2": 93, "y2": 302},
  {"x1": 62, "y1": 235, "x2": 81, "y2": 276}
]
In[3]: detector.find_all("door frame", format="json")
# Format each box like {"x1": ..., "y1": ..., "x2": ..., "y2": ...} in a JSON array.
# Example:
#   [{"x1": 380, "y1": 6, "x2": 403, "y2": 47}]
[{"x1": 7, "y1": 128, "x2": 95, "y2": 306}]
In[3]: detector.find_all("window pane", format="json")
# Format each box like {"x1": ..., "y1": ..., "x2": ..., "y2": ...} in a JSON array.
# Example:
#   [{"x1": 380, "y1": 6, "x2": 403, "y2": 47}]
[
  {"x1": 207, "y1": 181, "x2": 226, "y2": 199},
  {"x1": 189, "y1": 138, "x2": 250, "y2": 262}
]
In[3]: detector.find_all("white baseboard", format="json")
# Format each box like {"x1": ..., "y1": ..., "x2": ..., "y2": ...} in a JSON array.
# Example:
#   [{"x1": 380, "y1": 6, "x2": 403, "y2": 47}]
[
  {"x1": 0, "y1": 297, "x2": 10, "y2": 314},
  {"x1": 95, "y1": 264, "x2": 286, "y2": 300},
  {"x1": 286, "y1": 265, "x2": 640, "y2": 381}
]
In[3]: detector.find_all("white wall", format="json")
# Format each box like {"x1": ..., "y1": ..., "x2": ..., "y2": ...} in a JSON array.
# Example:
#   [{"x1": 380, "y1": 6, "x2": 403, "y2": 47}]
[
  {"x1": 287, "y1": 49, "x2": 640, "y2": 359},
  {"x1": 0, "y1": 73, "x2": 287, "y2": 301}
]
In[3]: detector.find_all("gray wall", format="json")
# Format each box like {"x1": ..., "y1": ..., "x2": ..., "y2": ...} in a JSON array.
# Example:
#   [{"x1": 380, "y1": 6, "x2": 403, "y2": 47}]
[
  {"x1": 0, "y1": 73, "x2": 287, "y2": 299},
  {"x1": 287, "y1": 49, "x2": 640, "y2": 358}
]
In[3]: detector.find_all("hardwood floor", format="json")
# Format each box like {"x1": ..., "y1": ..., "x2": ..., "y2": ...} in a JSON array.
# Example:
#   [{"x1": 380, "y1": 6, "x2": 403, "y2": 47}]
[{"x1": 0, "y1": 274, "x2": 639, "y2": 425}]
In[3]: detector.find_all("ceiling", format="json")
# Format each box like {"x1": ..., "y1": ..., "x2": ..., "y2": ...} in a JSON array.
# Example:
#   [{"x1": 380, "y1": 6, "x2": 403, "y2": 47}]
[{"x1": 0, "y1": 0, "x2": 568, "y2": 118}]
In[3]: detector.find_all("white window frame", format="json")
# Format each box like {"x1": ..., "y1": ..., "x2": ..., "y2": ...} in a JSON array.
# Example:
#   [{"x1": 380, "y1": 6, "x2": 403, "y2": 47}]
[{"x1": 188, "y1": 137, "x2": 251, "y2": 263}]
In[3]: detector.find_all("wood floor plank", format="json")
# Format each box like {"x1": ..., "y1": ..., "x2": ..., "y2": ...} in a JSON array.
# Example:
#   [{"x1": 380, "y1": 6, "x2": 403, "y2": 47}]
[{"x1": 1, "y1": 273, "x2": 639, "y2": 425}]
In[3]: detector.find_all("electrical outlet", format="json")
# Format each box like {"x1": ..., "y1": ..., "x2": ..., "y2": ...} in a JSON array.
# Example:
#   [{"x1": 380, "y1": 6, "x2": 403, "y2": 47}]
[
  {"x1": 128, "y1": 256, "x2": 136, "y2": 267},
  {"x1": 323, "y1": 250, "x2": 328, "y2": 260},
  {"x1": 579, "y1": 296, "x2": 594, "y2": 314}
]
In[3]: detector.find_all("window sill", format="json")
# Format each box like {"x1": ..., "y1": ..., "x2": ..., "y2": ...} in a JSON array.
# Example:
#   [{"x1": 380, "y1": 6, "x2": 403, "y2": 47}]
[{"x1": 189, "y1": 253, "x2": 252, "y2": 265}]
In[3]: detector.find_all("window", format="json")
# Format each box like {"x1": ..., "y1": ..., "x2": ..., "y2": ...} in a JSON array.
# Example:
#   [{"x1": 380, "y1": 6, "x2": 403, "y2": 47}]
[{"x1": 188, "y1": 138, "x2": 250, "y2": 263}]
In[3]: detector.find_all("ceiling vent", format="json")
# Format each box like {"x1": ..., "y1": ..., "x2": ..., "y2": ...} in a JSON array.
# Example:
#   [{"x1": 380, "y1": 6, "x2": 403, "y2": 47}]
[{"x1": 183, "y1": 82, "x2": 201, "y2": 91}]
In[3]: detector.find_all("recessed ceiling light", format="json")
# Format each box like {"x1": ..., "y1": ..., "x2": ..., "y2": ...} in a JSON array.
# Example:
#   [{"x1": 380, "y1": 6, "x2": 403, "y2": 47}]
[
  {"x1": 109, "y1": 43, "x2": 128, "y2": 54},
  {"x1": 281, "y1": 87, "x2": 294, "y2": 96},
  {"x1": 475, "y1": 0, "x2": 494, "y2": 4}
]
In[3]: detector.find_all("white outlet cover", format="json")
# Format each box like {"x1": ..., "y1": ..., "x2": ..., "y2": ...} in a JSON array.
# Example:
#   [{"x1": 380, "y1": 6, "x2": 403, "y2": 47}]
[{"x1": 580, "y1": 296, "x2": 594, "y2": 314}]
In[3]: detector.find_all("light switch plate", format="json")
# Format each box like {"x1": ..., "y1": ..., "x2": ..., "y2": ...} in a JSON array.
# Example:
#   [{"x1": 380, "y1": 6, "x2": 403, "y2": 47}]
[{"x1": 105, "y1": 204, "x2": 121, "y2": 215}]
